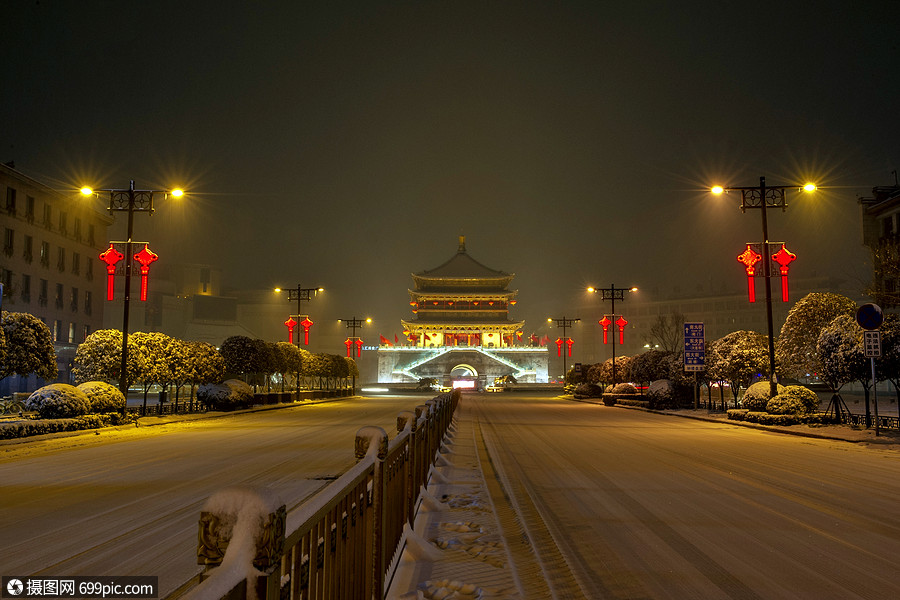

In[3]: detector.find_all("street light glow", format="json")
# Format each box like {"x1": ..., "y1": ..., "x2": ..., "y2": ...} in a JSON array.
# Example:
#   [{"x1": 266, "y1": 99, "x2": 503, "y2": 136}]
[
  {"x1": 802, "y1": 183, "x2": 817, "y2": 192},
  {"x1": 80, "y1": 187, "x2": 93, "y2": 196},
  {"x1": 170, "y1": 188, "x2": 185, "y2": 198},
  {"x1": 710, "y1": 185, "x2": 724, "y2": 195}
]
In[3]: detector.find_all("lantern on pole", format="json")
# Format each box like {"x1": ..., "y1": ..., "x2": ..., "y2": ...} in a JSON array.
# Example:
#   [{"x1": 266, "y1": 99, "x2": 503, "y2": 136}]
[
  {"x1": 737, "y1": 244, "x2": 763, "y2": 303},
  {"x1": 565, "y1": 338, "x2": 574, "y2": 357},
  {"x1": 555, "y1": 338, "x2": 563, "y2": 357},
  {"x1": 99, "y1": 244, "x2": 124, "y2": 301},
  {"x1": 616, "y1": 316, "x2": 628, "y2": 345},
  {"x1": 344, "y1": 338, "x2": 353, "y2": 357},
  {"x1": 598, "y1": 316, "x2": 612, "y2": 345},
  {"x1": 771, "y1": 244, "x2": 797, "y2": 302},
  {"x1": 132, "y1": 244, "x2": 158, "y2": 301},
  {"x1": 355, "y1": 338, "x2": 363, "y2": 358},
  {"x1": 284, "y1": 317, "x2": 297, "y2": 344},
  {"x1": 299, "y1": 316, "x2": 314, "y2": 345}
]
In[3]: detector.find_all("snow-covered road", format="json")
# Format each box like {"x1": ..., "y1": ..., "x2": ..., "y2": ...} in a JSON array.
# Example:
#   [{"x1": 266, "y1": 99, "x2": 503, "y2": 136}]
[
  {"x1": 0, "y1": 395, "x2": 431, "y2": 599},
  {"x1": 471, "y1": 393, "x2": 900, "y2": 599}
]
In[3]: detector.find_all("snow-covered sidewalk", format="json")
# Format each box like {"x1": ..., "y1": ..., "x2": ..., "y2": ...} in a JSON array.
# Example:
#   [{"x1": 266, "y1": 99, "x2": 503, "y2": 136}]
[{"x1": 388, "y1": 406, "x2": 521, "y2": 600}]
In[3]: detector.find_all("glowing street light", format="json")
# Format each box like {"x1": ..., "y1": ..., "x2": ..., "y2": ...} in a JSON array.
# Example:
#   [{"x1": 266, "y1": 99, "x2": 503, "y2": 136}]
[
  {"x1": 81, "y1": 180, "x2": 185, "y2": 401},
  {"x1": 710, "y1": 176, "x2": 816, "y2": 397}
]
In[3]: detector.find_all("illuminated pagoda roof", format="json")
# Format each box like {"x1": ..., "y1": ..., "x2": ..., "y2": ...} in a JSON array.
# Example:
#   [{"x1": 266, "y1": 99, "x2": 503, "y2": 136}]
[{"x1": 411, "y1": 236, "x2": 515, "y2": 291}]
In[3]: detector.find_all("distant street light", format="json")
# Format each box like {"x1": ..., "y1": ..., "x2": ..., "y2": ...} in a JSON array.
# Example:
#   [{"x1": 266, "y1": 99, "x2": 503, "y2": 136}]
[
  {"x1": 588, "y1": 284, "x2": 637, "y2": 385},
  {"x1": 275, "y1": 285, "x2": 323, "y2": 346},
  {"x1": 81, "y1": 181, "x2": 184, "y2": 399},
  {"x1": 711, "y1": 176, "x2": 816, "y2": 397},
  {"x1": 549, "y1": 316, "x2": 580, "y2": 383}
]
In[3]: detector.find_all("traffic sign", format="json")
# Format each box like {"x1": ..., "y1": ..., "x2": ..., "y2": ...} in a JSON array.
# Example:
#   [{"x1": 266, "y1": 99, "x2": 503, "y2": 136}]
[
  {"x1": 683, "y1": 322, "x2": 705, "y2": 372},
  {"x1": 864, "y1": 330, "x2": 881, "y2": 358},
  {"x1": 856, "y1": 303, "x2": 884, "y2": 331}
]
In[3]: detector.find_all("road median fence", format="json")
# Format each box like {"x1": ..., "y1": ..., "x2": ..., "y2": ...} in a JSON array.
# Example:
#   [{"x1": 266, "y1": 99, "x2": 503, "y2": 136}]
[{"x1": 175, "y1": 389, "x2": 460, "y2": 600}]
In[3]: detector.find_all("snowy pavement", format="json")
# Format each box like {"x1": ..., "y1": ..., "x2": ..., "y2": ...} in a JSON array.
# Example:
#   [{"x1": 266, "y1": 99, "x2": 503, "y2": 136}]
[{"x1": 390, "y1": 393, "x2": 900, "y2": 600}]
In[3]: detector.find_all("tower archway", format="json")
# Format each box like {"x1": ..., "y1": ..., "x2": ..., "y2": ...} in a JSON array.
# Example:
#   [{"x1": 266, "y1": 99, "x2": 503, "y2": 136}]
[{"x1": 450, "y1": 364, "x2": 478, "y2": 378}]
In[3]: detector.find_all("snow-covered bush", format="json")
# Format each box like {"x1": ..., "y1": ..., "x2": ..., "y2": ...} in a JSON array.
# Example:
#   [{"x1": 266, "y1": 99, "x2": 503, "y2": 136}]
[
  {"x1": 647, "y1": 379, "x2": 675, "y2": 409},
  {"x1": 740, "y1": 381, "x2": 784, "y2": 411},
  {"x1": 26, "y1": 384, "x2": 91, "y2": 419},
  {"x1": 76, "y1": 381, "x2": 126, "y2": 414},
  {"x1": 610, "y1": 383, "x2": 637, "y2": 394},
  {"x1": 198, "y1": 379, "x2": 254, "y2": 410},
  {"x1": 766, "y1": 385, "x2": 819, "y2": 415},
  {"x1": 573, "y1": 382, "x2": 603, "y2": 398}
]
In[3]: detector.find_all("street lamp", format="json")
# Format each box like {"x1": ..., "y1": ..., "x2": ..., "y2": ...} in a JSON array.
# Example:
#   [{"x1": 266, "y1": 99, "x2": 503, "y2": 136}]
[
  {"x1": 275, "y1": 285, "x2": 323, "y2": 346},
  {"x1": 549, "y1": 316, "x2": 579, "y2": 382},
  {"x1": 81, "y1": 181, "x2": 184, "y2": 399},
  {"x1": 711, "y1": 176, "x2": 816, "y2": 397},
  {"x1": 588, "y1": 284, "x2": 637, "y2": 386}
]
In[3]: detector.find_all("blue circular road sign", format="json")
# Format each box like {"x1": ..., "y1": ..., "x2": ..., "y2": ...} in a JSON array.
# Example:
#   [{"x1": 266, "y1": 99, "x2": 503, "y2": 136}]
[{"x1": 856, "y1": 303, "x2": 883, "y2": 330}]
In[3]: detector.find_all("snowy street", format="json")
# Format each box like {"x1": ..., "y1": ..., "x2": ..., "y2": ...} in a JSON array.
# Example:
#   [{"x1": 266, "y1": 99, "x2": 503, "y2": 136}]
[
  {"x1": 469, "y1": 392, "x2": 900, "y2": 599},
  {"x1": 0, "y1": 394, "x2": 433, "y2": 599}
]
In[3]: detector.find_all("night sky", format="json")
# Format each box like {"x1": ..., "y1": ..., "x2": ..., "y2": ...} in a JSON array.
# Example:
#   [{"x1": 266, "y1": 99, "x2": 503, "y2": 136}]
[{"x1": 4, "y1": 1, "x2": 900, "y2": 341}]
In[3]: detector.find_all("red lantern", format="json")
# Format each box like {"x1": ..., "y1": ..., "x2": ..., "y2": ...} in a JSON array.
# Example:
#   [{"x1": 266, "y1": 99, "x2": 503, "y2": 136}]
[
  {"x1": 99, "y1": 244, "x2": 124, "y2": 301},
  {"x1": 566, "y1": 338, "x2": 574, "y2": 357},
  {"x1": 616, "y1": 316, "x2": 628, "y2": 345},
  {"x1": 284, "y1": 317, "x2": 297, "y2": 344},
  {"x1": 133, "y1": 244, "x2": 158, "y2": 301},
  {"x1": 299, "y1": 316, "x2": 313, "y2": 345},
  {"x1": 771, "y1": 244, "x2": 797, "y2": 302},
  {"x1": 737, "y1": 244, "x2": 763, "y2": 303},
  {"x1": 344, "y1": 338, "x2": 353, "y2": 357},
  {"x1": 599, "y1": 316, "x2": 612, "y2": 344},
  {"x1": 555, "y1": 338, "x2": 563, "y2": 357},
  {"x1": 355, "y1": 338, "x2": 363, "y2": 357}
]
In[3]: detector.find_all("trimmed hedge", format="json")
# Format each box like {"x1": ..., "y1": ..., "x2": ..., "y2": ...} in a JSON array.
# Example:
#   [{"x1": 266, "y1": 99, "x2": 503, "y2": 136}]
[
  {"x1": 727, "y1": 409, "x2": 834, "y2": 426},
  {"x1": 26, "y1": 384, "x2": 91, "y2": 419},
  {"x1": 0, "y1": 413, "x2": 134, "y2": 440}
]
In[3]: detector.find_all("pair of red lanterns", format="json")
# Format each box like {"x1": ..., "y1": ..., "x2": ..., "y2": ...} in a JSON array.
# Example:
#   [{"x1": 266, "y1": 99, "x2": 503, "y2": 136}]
[
  {"x1": 737, "y1": 243, "x2": 796, "y2": 303},
  {"x1": 99, "y1": 243, "x2": 157, "y2": 301},
  {"x1": 283, "y1": 317, "x2": 315, "y2": 345}
]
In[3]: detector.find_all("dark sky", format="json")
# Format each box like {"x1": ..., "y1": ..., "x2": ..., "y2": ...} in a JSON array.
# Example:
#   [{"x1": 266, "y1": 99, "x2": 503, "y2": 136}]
[{"x1": 4, "y1": 1, "x2": 899, "y2": 339}]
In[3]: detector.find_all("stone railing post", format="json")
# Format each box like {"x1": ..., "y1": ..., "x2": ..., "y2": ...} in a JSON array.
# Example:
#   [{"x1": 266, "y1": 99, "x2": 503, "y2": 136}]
[{"x1": 355, "y1": 426, "x2": 388, "y2": 599}]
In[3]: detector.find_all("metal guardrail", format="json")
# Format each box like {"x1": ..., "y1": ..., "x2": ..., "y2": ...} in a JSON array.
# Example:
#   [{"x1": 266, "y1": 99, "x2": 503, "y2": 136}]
[{"x1": 180, "y1": 389, "x2": 459, "y2": 600}]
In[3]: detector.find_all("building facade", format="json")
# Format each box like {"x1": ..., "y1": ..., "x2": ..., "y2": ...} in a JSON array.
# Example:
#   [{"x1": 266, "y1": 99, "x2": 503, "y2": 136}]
[
  {"x1": 860, "y1": 183, "x2": 900, "y2": 310},
  {"x1": 1, "y1": 162, "x2": 112, "y2": 392},
  {"x1": 378, "y1": 237, "x2": 548, "y2": 385}
]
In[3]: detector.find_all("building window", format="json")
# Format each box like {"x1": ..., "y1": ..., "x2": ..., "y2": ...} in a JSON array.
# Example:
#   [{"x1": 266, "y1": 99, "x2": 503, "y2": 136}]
[
  {"x1": 57, "y1": 247, "x2": 65, "y2": 272},
  {"x1": 87, "y1": 223, "x2": 95, "y2": 247},
  {"x1": 39, "y1": 279, "x2": 48, "y2": 307},
  {"x1": 43, "y1": 204, "x2": 52, "y2": 228},
  {"x1": 59, "y1": 211, "x2": 68, "y2": 235},
  {"x1": 1, "y1": 268, "x2": 12, "y2": 293},
  {"x1": 82, "y1": 324, "x2": 90, "y2": 342},
  {"x1": 23, "y1": 235, "x2": 33, "y2": 263},
  {"x1": 40, "y1": 241, "x2": 50, "y2": 267},
  {"x1": 21, "y1": 274, "x2": 30, "y2": 303},
  {"x1": 55, "y1": 283, "x2": 63, "y2": 309},
  {"x1": 68, "y1": 323, "x2": 76, "y2": 344},
  {"x1": 25, "y1": 196, "x2": 34, "y2": 222},
  {"x1": 72, "y1": 252, "x2": 80, "y2": 275},
  {"x1": 86, "y1": 258, "x2": 93, "y2": 281},
  {"x1": 53, "y1": 320, "x2": 61, "y2": 343},
  {"x1": 85, "y1": 290, "x2": 92, "y2": 315},
  {"x1": 3, "y1": 228, "x2": 13, "y2": 256},
  {"x1": 70, "y1": 287, "x2": 78, "y2": 312},
  {"x1": 5, "y1": 187, "x2": 16, "y2": 214},
  {"x1": 74, "y1": 217, "x2": 82, "y2": 241}
]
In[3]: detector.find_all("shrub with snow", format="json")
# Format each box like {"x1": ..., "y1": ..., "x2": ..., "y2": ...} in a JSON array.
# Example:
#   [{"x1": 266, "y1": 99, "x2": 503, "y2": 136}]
[
  {"x1": 611, "y1": 383, "x2": 637, "y2": 394},
  {"x1": 766, "y1": 385, "x2": 819, "y2": 415},
  {"x1": 76, "y1": 381, "x2": 126, "y2": 414},
  {"x1": 26, "y1": 384, "x2": 91, "y2": 419},
  {"x1": 573, "y1": 382, "x2": 603, "y2": 398},
  {"x1": 646, "y1": 379, "x2": 674, "y2": 406},
  {"x1": 198, "y1": 379, "x2": 254, "y2": 410},
  {"x1": 741, "y1": 381, "x2": 784, "y2": 411}
]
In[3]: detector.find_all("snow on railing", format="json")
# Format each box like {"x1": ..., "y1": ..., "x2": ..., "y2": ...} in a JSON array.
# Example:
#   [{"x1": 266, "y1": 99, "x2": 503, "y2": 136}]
[{"x1": 183, "y1": 390, "x2": 459, "y2": 600}]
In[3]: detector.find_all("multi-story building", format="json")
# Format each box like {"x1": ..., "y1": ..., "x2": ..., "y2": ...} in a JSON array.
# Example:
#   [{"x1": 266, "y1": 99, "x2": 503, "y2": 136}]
[
  {"x1": 0, "y1": 162, "x2": 112, "y2": 392},
  {"x1": 860, "y1": 183, "x2": 900, "y2": 310}
]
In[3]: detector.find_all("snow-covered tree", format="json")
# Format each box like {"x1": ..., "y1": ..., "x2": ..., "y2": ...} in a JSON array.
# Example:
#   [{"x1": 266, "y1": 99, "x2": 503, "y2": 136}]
[
  {"x1": 0, "y1": 311, "x2": 57, "y2": 381},
  {"x1": 879, "y1": 313, "x2": 900, "y2": 404},
  {"x1": 629, "y1": 350, "x2": 672, "y2": 387},
  {"x1": 708, "y1": 330, "x2": 769, "y2": 406},
  {"x1": 776, "y1": 292, "x2": 857, "y2": 378},
  {"x1": 130, "y1": 332, "x2": 173, "y2": 409},
  {"x1": 73, "y1": 329, "x2": 123, "y2": 384},
  {"x1": 644, "y1": 312, "x2": 685, "y2": 353},
  {"x1": 26, "y1": 383, "x2": 90, "y2": 419},
  {"x1": 816, "y1": 314, "x2": 869, "y2": 396},
  {"x1": 76, "y1": 381, "x2": 126, "y2": 413},
  {"x1": 220, "y1": 336, "x2": 256, "y2": 381}
]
